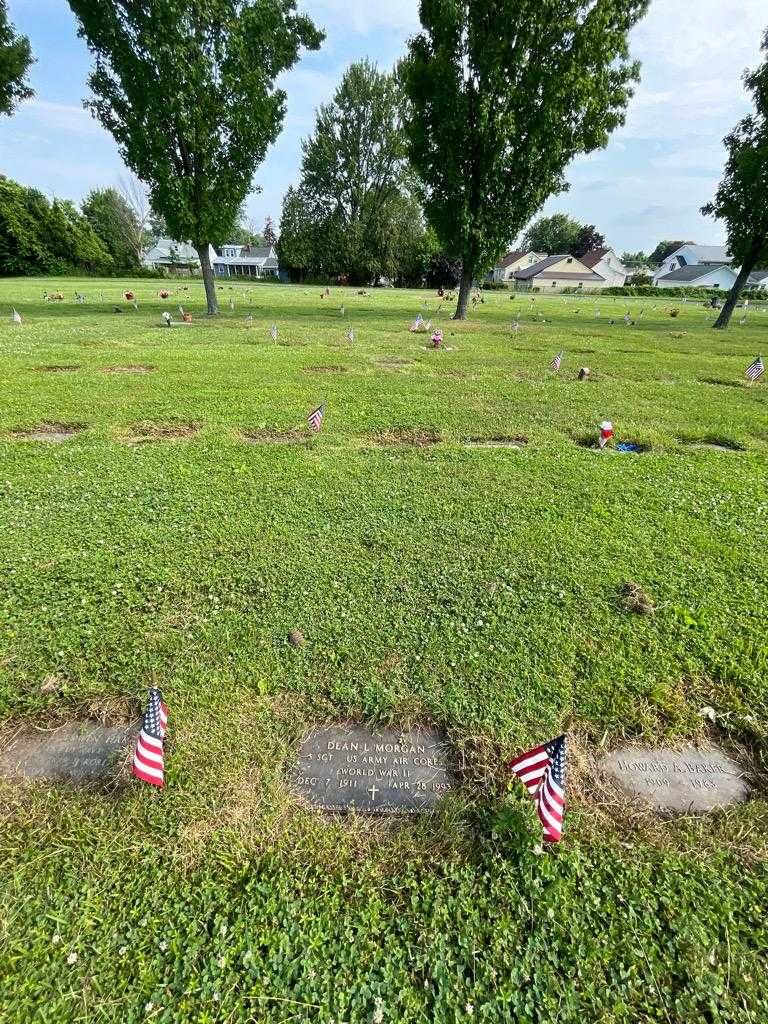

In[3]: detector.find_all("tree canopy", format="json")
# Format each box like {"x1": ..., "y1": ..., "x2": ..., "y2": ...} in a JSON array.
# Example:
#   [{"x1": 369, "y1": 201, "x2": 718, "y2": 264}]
[
  {"x1": 0, "y1": 0, "x2": 33, "y2": 117},
  {"x1": 522, "y1": 213, "x2": 582, "y2": 255},
  {"x1": 67, "y1": 0, "x2": 323, "y2": 312},
  {"x1": 402, "y1": 0, "x2": 648, "y2": 318},
  {"x1": 572, "y1": 224, "x2": 606, "y2": 259},
  {"x1": 81, "y1": 187, "x2": 141, "y2": 269},
  {"x1": 278, "y1": 60, "x2": 427, "y2": 284},
  {"x1": 0, "y1": 177, "x2": 112, "y2": 275},
  {"x1": 703, "y1": 28, "x2": 768, "y2": 329}
]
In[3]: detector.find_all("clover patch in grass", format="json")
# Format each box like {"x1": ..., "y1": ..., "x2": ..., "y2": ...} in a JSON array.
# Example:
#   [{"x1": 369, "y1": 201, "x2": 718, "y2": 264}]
[
  {"x1": 123, "y1": 420, "x2": 199, "y2": 444},
  {"x1": 11, "y1": 422, "x2": 83, "y2": 443},
  {"x1": 371, "y1": 426, "x2": 441, "y2": 446},
  {"x1": 463, "y1": 435, "x2": 528, "y2": 449},
  {"x1": 238, "y1": 428, "x2": 306, "y2": 445}
]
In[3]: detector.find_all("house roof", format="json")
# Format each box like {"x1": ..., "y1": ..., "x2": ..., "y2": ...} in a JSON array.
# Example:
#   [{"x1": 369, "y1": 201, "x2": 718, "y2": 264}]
[
  {"x1": 496, "y1": 249, "x2": 527, "y2": 269},
  {"x1": 143, "y1": 238, "x2": 200, "y2": 262},
  {"x1": 579, "y1": 248, "x2": 610, "y2": 269},
  {"x1": 748, "y1": 268, "x2": 768, "y2": 282},
  {"x1": 657, "y1": 264, "x2": 733, "y2": 283},
  {"x1": 513, "y1": 254, "x2": 601, "y2": 281},
  {"x1": 669, "y1": 244, "x2": 730, "y2": 264}
]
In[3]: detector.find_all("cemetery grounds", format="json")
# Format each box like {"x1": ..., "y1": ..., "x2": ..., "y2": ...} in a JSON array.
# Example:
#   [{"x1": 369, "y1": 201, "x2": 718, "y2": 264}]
[{"x1": 0, "y1": 277, "x2": 766, "y2": 1023}]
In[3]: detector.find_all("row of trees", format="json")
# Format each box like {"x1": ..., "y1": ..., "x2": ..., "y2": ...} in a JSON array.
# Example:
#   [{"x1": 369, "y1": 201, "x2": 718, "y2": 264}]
[{"x1": 2, "y1": 1, "x2": 765, "y2": 324}]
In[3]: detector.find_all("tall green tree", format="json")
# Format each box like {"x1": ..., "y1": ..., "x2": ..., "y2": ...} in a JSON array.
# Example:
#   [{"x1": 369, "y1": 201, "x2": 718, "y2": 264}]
[
  {"x1": 703, "y1": 29, "x2": 768, "y2": 330},
  {"x1": 81, "y1": 187, "x2": 140, "y2": 269},
  {"x1": 572, "y1": 224, "x2": 606, "y2": 258},
  {"x1": 263, "y1": 216, "x2": 277, "y2": 247},
  {"x1": 521, "y1": 213, "x2": 582, "y2": 255},
  {"x1": 0, "y1": 0, "x2": 33, "y2": 117},
  {"x1": 67, "y1": 0, "x2": 323, "y2": 313},
  {"x1": 288, "y1": 59, "x2": 414, "y2": 284},
  {"x1": 402, "y1": 0, "x2": 649, "y2": 319}
]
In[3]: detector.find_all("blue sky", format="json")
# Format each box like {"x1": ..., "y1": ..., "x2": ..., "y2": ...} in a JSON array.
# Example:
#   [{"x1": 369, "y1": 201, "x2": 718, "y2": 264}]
[{"x1": 1, "y1": 0, "x2": 765, "y2": 254}]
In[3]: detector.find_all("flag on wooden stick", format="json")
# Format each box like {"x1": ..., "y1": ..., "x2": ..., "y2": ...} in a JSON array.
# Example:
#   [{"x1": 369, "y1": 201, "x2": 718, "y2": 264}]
[
  {"x1": 11, "y1": 308, "x2": 22, "y2": 324},
  {"x1": 508, "y1": 734, "x2": 567, "y2": 842},
  {"x1": 132, "y1": 687, "x2": 168, "y2": 787},
  {"x1": 345, "y1": 326, "x2": 355, "y2": 344},
  {"x1": 308, "y1": 404, "x2": 325, "y2": 432},
  {"x1": 745, "y1": 354, "x2": 764, "y2": 382},
  {"x1": 270, "y1": 323, "x2": 278, "y2": 342},
  {"x1": 549, "y1": 350, "x2": 563, "y2": 371}
]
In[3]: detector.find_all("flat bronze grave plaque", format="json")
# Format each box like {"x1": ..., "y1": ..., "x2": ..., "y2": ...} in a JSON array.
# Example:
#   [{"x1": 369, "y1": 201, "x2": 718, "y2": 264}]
[
  {"x1": 602, "y1": 745, "x2": 748, "y2": 813},
  {"x1": 0, "y1": 721, "x2": 138, "y2": 783},
  {"x1": 290, "y1": 725, "x2": 454, "y2": 814}
]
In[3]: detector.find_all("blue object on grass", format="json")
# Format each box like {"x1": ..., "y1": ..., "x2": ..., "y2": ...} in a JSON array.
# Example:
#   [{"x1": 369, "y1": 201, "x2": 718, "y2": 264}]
[{"x1": 616, "y1": 442, "x2": 642, "y2": 453}]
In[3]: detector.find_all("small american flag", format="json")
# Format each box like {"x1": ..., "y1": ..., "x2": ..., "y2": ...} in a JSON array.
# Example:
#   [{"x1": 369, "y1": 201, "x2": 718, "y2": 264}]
[
  {"x1": 308, "y1": 404, "x2": 325, "y2": 432},
  {"x1": 508, "y1": 734, "x2": 566, "y2": 842},
  {"x1": 746, "y1": 354, "x2": 764, "y2": 381},
  {"x1": 409, "y1": 313, "x2": 423, "y2": 332},
  {"x1": 550, "y1": 350, "x2": 563, "y2": 370},
  {"x1": 270, "y1": 323, "x2": 278, "y2": 341},
  {"x1": 132, "y1": 687, "x2": 168, "y2": 787},
  {"x1": 11, "y1": 308, "x2": 22, "y2": 324},
  {"x1": 345, "y1": 326, "x2": 355, "y2": 344}
]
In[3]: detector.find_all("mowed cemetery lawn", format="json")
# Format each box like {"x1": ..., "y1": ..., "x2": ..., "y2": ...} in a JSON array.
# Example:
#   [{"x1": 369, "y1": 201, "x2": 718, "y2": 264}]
[{"x1": 0, "y1": 276, "x2": 766, "y2": 1023}]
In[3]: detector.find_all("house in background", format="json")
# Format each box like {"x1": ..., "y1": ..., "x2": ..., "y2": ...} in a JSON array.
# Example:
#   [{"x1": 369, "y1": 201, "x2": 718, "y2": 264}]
[
  {"x1": 512, "y1": 253, "x2": 604, "y2": 292},
  {"x1": 748, "y1": 269, "x2": 768, "y2": 289},
  {"x1": 211, "y1": 243, "x2": 280, "y2": 278},
  {"x1": 141, "y1": 239, "x2": 217, "y2": 274},
  {"x1": 652, "y1": 244, "x2": 729, "y2": 286},
  {"x1": 489, "y1": 249, "x2": 546, "y2": 282},
  {"x1": 579, "y1": 247, "x2": 628, "y2": 287},
  {"x1": 654, "y1": 264, "x2": 738, "y2": 290}
]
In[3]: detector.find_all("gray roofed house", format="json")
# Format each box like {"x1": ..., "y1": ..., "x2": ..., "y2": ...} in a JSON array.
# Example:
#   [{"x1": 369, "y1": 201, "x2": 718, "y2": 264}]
[
  {"x1": 655, "y1": 263, "x2": 737, "y2": 289},
  {"x1": 212, "y1": 243, "x2": 280, "y2": 278}
]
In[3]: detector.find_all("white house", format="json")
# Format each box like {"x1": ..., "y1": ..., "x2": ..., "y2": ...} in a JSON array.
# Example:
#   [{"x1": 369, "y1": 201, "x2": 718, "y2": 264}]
[
  {"x1": 490, "y1": 249, "x2": 546, "y2": 282},
  {"x1": 141, "y1": 239, "x2": 217, "y2": 273},
  {"x1": 654, "y1": 264, "x2": 737, "y2": 290},
  {"x1": 211, "y1": 244, "x2": 280, "y2": 278},
  {"x1": 652, "y1": 244, "x2": 729, "y2": 285},
  {"x1": 748, "y1": 269, "x2": 768, "y2": 289},
  {"x1": 579, "y1": 247, "x2": 628, "y2": 287}
]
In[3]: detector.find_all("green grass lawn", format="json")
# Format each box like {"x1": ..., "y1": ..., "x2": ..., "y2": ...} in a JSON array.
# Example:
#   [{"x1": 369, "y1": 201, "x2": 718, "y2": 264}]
[{"x1": 0, "y1": 277, "x2": 766, "y2": 1023}]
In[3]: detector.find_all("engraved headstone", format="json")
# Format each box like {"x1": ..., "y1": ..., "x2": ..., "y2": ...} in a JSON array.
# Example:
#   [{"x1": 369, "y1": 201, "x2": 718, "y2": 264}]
[
  {"x1": 0, "y1": 721, "x2": 138, "y2": 783},
  {"x1": 290, "y1": 725, "x2": 454, "y2": 814},
  {"x1": 602, "y1": 745, "x2": 748, "y2": 813}
]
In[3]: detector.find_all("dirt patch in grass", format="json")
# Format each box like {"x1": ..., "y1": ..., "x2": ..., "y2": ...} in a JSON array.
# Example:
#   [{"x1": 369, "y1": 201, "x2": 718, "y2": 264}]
[
  {"x1": 463, "y1": 436, "x2": 528, "y2": 449},
  {"x1": 682, "y1": 436, "x2": 744, "y2": 452},
  {"x1": 102, "y1": 365, "x2": 155, "y2": 374},
  {"x1": 123, "y1": 420, "x2": 199, "y2": 444},
  {"x1": 573, "y1": 435, "x2": 650, "y2": 453},
  {"x1": 238, "y1": 428, "x2": 307, "y2": 445},
  {"x1": 11, "y1": 422, "x2": 83, "y2": 443},
  {"x1": 35, "y1": 364, "x2": 81, "y2": 373},
  {"x1": 370, "y1": 426, "x2": 441, "y2": 446},
  {"x1": 699, "y1": 377, "x2": 744, "y2": 389},
  {"x1": 619, "y1": 581, "x2": 656, "y2": 616},
  {"x1": 302, "y1": 365, "x2": 348, "y2": 374}
]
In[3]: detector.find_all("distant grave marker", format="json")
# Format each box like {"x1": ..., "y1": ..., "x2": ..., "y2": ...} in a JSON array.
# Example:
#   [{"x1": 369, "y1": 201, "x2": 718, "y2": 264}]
[
  {"x1": 290, "y1": 724, "x2": 454, "y2": 814},
  {"x1": 602, "y1": 745, "x2": 748, "y2": 813},
  {"x1": 0, "y1": 721, "x2": 138, "y2": 783}
]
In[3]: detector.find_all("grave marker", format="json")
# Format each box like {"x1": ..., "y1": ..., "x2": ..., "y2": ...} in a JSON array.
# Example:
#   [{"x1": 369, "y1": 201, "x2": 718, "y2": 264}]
[
  {"x1": 0, "y1": 721, "x2": 138, "y2": 783},
  {"x1": 601, "y1": 745, "x2": 748, "y2": 813},
  {"x1": 290, "y1": 724, "x2": 454, "y2": 814}
]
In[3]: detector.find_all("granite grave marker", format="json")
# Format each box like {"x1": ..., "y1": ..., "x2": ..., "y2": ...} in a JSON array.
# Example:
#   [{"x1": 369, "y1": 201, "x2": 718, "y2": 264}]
[
  {"x1": 602, "y1": 745, "x2": 748, "y2": 813},
  {"x1": 0, "y1": 721, "x2": 138, "y2": 783},
  {"x1": 290, "y1": 724, "x2": 454, "y2": 814}
]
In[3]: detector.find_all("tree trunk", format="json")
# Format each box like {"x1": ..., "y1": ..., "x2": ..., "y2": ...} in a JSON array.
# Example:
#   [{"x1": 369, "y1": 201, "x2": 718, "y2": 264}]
[
  {"x1": 453, "y1": 265, "x2": 473, "y2": 320},
  {"x1": 713, "y1": 236, "x2": 763, "y2": 330},
  {"x1": 196, "y1": 243, "x2": 218, "y2": 315}
]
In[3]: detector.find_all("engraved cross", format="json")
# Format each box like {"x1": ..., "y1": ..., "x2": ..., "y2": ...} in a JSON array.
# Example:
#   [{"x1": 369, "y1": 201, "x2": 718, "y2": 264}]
[{"x1": 368, "y1": 785, "x2": 379, "y2": 800}]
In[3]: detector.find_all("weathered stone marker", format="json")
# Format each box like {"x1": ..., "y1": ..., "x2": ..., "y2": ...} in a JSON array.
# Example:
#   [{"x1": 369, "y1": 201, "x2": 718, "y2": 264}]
[
  {"x1": 0, "y1": 721, "x2": 138, "y2": 783},
  {"x1": 290, "y1": 725, "x2": 454, "y2": 814},
  {"x1": 601, "y1": 745, "x2": 748, "y2": 813}
]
